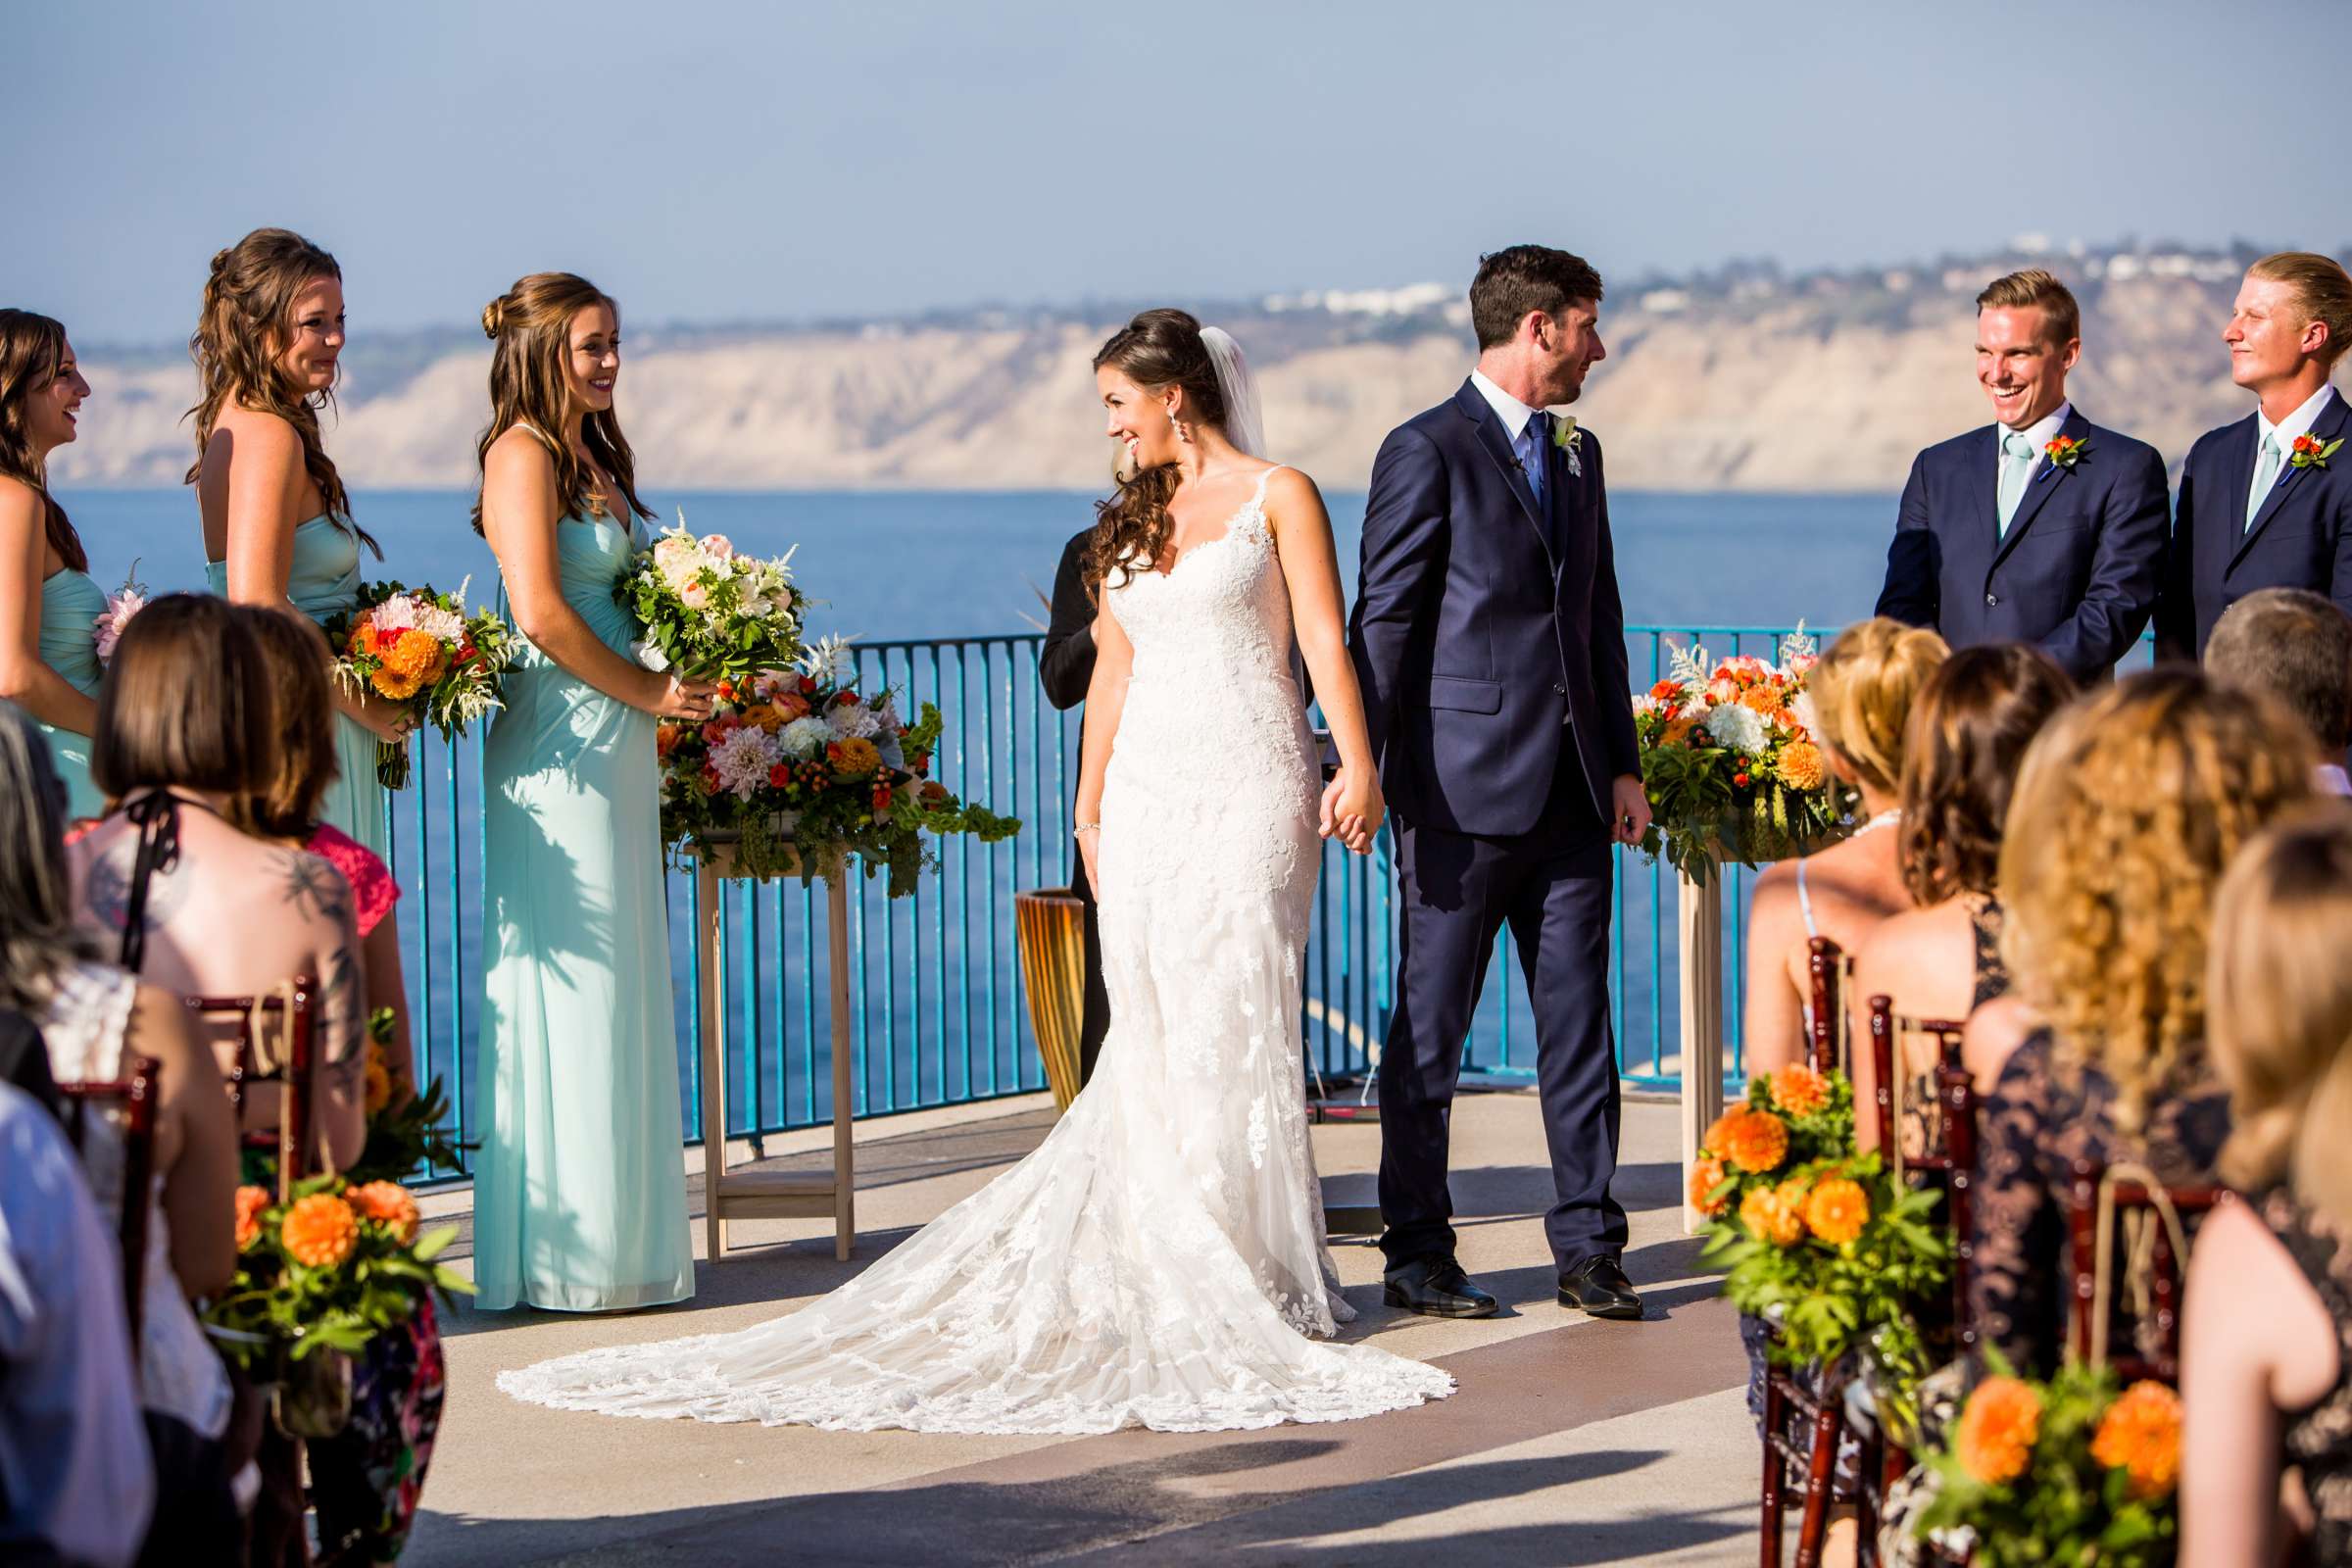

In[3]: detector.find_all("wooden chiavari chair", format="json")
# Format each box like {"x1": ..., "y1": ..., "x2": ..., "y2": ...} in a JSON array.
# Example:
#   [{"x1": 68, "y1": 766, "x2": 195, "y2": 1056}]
[
  {"x1": 2064, "y1": 1158, "x2": 2228, "y2": 1387},
  {"x1": 53, "y1": 1053, "x2": 162, "y2": 1349},
  {"x1": 186, "y1": 978, "x2": 316, "y2": 1200}
]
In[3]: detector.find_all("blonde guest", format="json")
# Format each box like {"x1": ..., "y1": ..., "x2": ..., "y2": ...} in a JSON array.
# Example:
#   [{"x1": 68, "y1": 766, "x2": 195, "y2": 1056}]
[
  {"x1": 1741, "y1": 617, "x2": 1947, "y2": 1073},
  {"x1": 2180, "y1": 807, "x2": 2352, "y2": 1564},
  {"x1": 190, "y1": 227, "x2": 408, "y2": 858},
  {"x1": 1967, "y1": 670, "x2": 2315, "y2": 1375}
]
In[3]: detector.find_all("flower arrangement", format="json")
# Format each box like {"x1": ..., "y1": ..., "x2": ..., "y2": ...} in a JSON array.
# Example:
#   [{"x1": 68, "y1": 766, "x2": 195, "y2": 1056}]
[
  {"x1": 204, "y1": 1171, "x2": 470, "y2": 1371},
  {"x1": 1695, "y1": 1068, "x2": 1949, "y2": 1410},
  {"x1": 656, "y1": 638, "x2": 1021, "y2": 892},
  {"x1": 91, "y1": 561, "x2": 147, "y2": 663},
  {"x1": 1633, "y1": 626, "x2": 1855, "y2": 883},
  {"x1": 327, "y1": 580, "x2": 514, "y2": 789},
  {"x1": 1914, "y1": 1355, "x2": 2181, "y2": 1567},
  {"x1": 620, "y1": 515, "x2": 806, "y2": 685}
]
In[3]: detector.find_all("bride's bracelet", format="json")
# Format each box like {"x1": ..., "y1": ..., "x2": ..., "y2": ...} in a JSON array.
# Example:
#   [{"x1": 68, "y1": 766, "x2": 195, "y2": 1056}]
[{"x1": 1072, "y1": 821, "x2": 1101, "y2": 838}]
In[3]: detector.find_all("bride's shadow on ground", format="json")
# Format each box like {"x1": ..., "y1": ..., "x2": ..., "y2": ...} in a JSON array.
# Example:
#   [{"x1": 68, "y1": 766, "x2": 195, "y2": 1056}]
[{"x1": 413, "y1": 1434, "x2": 1745, "y2": 1567}]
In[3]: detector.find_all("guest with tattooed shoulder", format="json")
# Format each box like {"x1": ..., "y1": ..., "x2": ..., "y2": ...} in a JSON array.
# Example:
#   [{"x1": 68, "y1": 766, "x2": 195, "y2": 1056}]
[{"x1": 66, "y1": 594, "x2": 369, "y2": 1172}]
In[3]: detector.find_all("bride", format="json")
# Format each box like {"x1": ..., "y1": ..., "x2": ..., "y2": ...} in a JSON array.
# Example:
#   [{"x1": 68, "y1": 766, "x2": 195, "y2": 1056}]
[{"x1": 499, "y1": 309, "x2": 1453, "y2": 1434}]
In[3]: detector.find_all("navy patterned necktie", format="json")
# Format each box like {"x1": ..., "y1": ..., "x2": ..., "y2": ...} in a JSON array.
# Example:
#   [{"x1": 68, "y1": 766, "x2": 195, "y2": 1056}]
[{"x1": 1517, "y1": 411, "x2": 1550, "y2": 514}]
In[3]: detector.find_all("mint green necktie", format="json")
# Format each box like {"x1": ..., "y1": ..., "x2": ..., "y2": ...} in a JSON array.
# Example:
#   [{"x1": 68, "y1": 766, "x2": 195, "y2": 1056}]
[
  {"x1": 1996, "y1": 430, "x2": 2036, "y2": 538},
  {"x1": 2248, "y1": 433, "x2": 2282, "y2": 531}
]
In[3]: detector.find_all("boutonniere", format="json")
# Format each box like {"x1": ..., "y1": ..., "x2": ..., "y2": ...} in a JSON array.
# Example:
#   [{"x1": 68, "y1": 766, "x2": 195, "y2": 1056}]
[
  {"x1": 2042, "y1": 433, "x2": 2090, "y2": 472},
  {"x1": 1552, "y1": 414, "x2": 1584, "y2": 477},
  {"x1": 2290, "y1": 432, "x2": 2344, "y2": 471}
]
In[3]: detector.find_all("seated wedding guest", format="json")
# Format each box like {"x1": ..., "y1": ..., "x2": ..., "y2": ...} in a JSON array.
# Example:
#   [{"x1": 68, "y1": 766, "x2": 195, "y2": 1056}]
[
  {"x1": 67, "y1": 594, "x2": 368, "y2": 1173},
  {"x1": 1968, "y1": 669, "x2": 2315, "y2": 1375},
  {"x1": 1850, "y1": 643, "x2": 2074, "y2": 1152},
  {"x1": 2205, "y1": 586, "x2": 2352, "y2": 795},
  {"x1": 228, "y1": 603, "x2": 443, "y2": 1566},
  {"x1": 1742, "y1": 617, "x2": 1947, "y2": 1072},
  {"x1": 0, "y1": 710, "x2": 240, "y2": 1562},
  {"x1": 232, "y1": 605, "x2": 416, "y2": 1098},
  {"x1": 2181, "y1": 806, "x2": 2352, "y2": 1566},
  {"x1": 0, "y1": 1078, "x2": 155, "y2": 1568},
  {"x1": 0, "y1": 1007, "x2": 61, "y2": 1121},
  {"x1": 1039, "y1": 523, "x2": 1108, "y2": 1087}
]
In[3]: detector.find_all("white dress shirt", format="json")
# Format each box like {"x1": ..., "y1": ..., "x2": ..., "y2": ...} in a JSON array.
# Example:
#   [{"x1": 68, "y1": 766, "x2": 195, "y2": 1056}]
[
  {"x1": 1997, "y1": 400, "x2": 2073, "y2": 483},
  {"x1": 2251, "y1": 384, "x2": 2338, "y2": 514},
  {"x1": 1470, "y1": 368, "x2": 1542, "y2": 441}
]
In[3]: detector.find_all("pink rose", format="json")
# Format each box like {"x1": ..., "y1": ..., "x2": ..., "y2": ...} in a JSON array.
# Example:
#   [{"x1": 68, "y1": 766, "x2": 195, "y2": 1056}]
[
  {"x1": 698, "y1": 534, "x2": 735, "y2": 563},
  {"x1": 680, "y1": 582, "x2": 710, "y2": 610}
]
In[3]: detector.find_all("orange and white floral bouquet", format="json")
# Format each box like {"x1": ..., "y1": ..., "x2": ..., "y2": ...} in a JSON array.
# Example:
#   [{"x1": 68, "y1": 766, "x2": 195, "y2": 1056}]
[
  {"x1": 329, "y1": 581, "x2": 514, "y2": 789},
  {"x1": 1633, "y1": 626, "x2": 1854, "y2": 882}
]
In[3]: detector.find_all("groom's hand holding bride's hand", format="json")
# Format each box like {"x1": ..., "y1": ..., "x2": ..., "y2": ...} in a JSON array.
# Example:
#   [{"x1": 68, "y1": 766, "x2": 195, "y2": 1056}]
[
  {"x1": 1610, "y1": 774, "x2": 1651, "y2": 846},
  {"x1": 1318, "y1": 767, "x2": 1384, "y2": 856}
]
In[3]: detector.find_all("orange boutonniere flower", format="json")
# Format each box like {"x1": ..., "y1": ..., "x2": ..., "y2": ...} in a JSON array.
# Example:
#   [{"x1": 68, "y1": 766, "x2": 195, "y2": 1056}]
[
  {"x1": 2290, "y1": 432, "x2": 2345, "y2": 470},
  {"x1": 2043, "y1": 433, "x2": 2089, "y2": 471}
]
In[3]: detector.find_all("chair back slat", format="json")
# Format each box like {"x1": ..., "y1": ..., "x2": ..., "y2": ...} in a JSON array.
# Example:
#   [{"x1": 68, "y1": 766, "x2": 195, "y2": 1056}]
[
  {"x1": 2063, "y1": 1158, "x2": 2226, "y2": 1385},
  {"x1": 1805, "y1": 936, "x2": 1843, "y2": 1074},
  {"x1": 185, "y1": 981, "x2": 315, "y2": 1200},
  {"x1": 55, "y1": 1053, "x2": 161, "y2": 1353}
]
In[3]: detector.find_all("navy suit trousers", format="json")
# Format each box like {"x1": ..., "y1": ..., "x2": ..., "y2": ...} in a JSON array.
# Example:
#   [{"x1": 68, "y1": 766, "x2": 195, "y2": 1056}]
[{"x1": 1377, "y1": 760, "x2": 1626, "y2": 1275}]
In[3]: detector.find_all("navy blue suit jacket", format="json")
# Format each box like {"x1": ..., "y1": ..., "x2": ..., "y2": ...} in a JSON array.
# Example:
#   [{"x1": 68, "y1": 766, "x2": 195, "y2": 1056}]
[
  {"x1": 2155, "y1": 391, "x2": 2352, "y2": 661},
  {"x1": 1349, "y1": 380, "x2": 1639, "y2": 839},
  {"x1": 1874, "y1": 408, "x2": 2168, "y2": 683}
]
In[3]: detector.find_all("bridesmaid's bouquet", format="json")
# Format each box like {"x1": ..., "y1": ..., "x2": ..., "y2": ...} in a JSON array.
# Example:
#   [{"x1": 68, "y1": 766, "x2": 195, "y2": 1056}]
[
  {"x1": 621, "y1": 514, "x2": 806, "y2": 684},
  {"x1": 657, "y1": 637, "x2": 1020, "y2": 892},
  {"x1": 91, "y1": 561, "x2": 148, "y2": 664},
  {"x1": 1633, "y1": 625, "x2": 1853, "y2": 882},
  {"x1": 328, "y1": 581, "x2": 515, "y2": 789}
]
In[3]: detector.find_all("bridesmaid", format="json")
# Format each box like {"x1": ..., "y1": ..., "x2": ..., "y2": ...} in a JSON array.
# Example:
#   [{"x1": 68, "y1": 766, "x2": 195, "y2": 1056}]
[
  {"x1": 0, "y1": 310, "x2": 106, "y2": 819},
  {"x1": 190, "y1": 227, "x2": 407, "y2": 858},
  {"x1": 471, "y1": 273, "x2": 712, "y2": 1311}
]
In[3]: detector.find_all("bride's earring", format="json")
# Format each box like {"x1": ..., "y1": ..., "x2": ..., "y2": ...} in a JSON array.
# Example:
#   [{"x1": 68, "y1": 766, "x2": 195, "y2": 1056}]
[{"x1": 1168, "y1": 402, "x2": 1189, "y2": 443}]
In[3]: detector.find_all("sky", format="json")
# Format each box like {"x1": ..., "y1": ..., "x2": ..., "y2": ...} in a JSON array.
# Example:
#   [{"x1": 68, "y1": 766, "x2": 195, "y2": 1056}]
[{"x1": 18, "y1": 0, "x2": 2335, "y2": 345}]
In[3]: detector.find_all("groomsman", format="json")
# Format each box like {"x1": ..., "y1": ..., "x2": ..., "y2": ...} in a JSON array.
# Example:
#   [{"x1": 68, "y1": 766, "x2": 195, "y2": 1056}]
[
  {"x1": 1875, "y1": 270, "x2": 2168, "y2": 683},
  {"x1": 2156, "y1": 252, "x2": 2352, "y2": 661},
  {"x1": 1039, "y1": 527, "x2": 1108, "y2": 1086}
]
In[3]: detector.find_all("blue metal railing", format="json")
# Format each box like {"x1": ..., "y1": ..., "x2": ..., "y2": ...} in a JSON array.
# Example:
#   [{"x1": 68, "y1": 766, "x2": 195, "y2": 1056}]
[{"x1": 386, "y1": 623, "x2": 1923, "y2": 1179}]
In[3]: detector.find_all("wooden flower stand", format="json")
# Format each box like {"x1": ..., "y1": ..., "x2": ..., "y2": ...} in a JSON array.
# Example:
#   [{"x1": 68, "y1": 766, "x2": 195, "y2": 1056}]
[
  {"x1": 1679, "y1": 866, "x2": 1726, "y2": 1235},
  {"x1": 693, "y1": 836, "x2": 856, "y2": 1263}
]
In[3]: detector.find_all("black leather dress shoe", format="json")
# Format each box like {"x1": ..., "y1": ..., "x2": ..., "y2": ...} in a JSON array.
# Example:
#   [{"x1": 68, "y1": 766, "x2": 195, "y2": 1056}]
[
  {"x1": 1382, "y1": 1255, "x2": 1499, "y2": 1319},
  {"x1": 1557, "y1": 1256, "x2": 1643, "y2": 1320}
]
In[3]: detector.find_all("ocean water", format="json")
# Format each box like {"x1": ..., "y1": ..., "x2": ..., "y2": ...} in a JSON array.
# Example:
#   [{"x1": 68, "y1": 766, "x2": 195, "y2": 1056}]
[
  {"x1": 51, "y1": 486, "x2": 1901, "y2": 1143},
  {"x1": 58, "y1": 487, "x2": 1899, "y2": 643}
]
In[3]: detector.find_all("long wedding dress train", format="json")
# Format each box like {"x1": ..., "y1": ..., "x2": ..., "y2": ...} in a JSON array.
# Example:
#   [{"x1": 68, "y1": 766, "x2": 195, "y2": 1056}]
[{"x1": 497, "y1": 466, "x2": 1453, "y2": 1433}]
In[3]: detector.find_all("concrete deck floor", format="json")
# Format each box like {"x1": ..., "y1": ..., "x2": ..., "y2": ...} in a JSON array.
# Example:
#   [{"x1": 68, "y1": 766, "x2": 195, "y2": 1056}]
[{"x1": 409, "y1": 1087, "x2": 1756, "y2": 1566}]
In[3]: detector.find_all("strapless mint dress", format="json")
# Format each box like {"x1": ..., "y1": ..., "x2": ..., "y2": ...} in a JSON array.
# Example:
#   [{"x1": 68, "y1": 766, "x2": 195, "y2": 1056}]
[
  {"x1": 206, "y1": 516, "x2": 389, "y2": 858},
  {"x1": 472, "y1": 512, "x2": 693, "y2": 1312},
  {"x1": 31, "y1": 568, "x2": 107, "y2": 819}
]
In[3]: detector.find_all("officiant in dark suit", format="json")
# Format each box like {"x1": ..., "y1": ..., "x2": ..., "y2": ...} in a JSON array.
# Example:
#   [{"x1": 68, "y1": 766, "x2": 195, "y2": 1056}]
[
  {"x1": 1040, "y1": 526, "x2": 1109, "y2": 1086},
  {"x1": 1874, "y1": 270, "x2": 2168, "y2": 683}
]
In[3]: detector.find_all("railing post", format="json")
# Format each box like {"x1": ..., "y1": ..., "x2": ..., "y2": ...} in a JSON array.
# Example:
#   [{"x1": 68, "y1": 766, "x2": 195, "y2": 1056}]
[{"x1": 1678, "y1": 864, "x2": 1726, "y2": 1233}]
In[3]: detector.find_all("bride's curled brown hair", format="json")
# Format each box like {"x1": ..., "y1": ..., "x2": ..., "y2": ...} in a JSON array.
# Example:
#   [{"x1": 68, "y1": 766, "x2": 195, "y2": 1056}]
[{"x1": 1086, "y1": 309, "x2": 1227, "y2": 596}]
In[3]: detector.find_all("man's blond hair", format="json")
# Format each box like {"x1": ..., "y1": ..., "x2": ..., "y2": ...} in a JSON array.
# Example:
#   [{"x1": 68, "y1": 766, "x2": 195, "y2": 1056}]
[
  {"x1": 2248, "y1": 251, "x2": 2352, "y2": 369},
  {"x1": 1976, "y1": 269, "x2": 2081, "y2": 349}
]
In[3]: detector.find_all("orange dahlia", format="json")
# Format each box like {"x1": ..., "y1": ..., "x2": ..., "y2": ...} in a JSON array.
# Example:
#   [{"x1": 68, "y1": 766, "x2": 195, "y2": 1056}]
[
  {"x1": 1740, "y1": 1183, "x2": 1807, "y2": 1247},
  {"x1": 1775, "y1": 741, "x2": 1827, "y2": 792},
  {"x1": 345, "y1": 618, "x2": 380, "y2": 658},
  {"x1": 370, "y1": 665, "x2": 424, "y2": 702},
  {"x1": 656, "y1": 722, "x2": 685, "y2": 760},
  {"x1": 1708, "y1": 1106, "x2": 1789, "y2": 1175},
  {"x1": 234, "y1": 1184, "x2": 270, "y2": 1250},
  {"x1": 1689, "y1": 1155, "x2": 1731, "y2": 1217},
  {"x1": 379, "y1": 627, "x2": 448, "y2": 686},
  {"x1": 347, "y1": 1180, "x2": 420, "y2": 1244},
  {"x1": 280, "y1": 1192, "x2": 360, "y2": 1269},
  {"x1": 2090, "y1": 1380, "x2": 2182, "y2": 1499},
  {"x1": 829, "y1": 736, "x2": 882, "y2": 781},
  {"x1": 1956, "y1": 1376, "x2": 2041, "y2": 1485},
  {"x1": 1769, "y1": 1063, "x2": 1832, "y2": 1117},
  {"x1": 1739, "y1": 685, "x2": 1788, "y2": 719},
  {"x1": 1804, "y1": 1176, "x2": 1870, "y2": 1245}
]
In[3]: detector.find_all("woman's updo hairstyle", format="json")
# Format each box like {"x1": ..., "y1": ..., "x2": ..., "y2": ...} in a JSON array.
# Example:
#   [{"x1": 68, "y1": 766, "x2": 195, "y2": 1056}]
[
  {"x1": 1806, "y1": 617, "x2": 1949, "y2": 797},
  {"x1": 468, "y1": 272, "x2": 650, "y2": 536},
  {"x1": 1085, "y1": 309, "x2": 1228, "y2": 596}
]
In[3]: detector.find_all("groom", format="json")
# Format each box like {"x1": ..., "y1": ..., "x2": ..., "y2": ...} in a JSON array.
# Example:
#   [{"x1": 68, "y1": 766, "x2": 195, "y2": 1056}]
[{"x1": 1349, "y1": 245, "x2": 1649, "y2": 1322}]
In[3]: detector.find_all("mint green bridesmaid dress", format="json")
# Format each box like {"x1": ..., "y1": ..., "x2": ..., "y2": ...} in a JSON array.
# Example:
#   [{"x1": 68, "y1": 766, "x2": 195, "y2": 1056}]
[
  {"x1": 472, "y1": 510, "x2": 694, "y2": 1312},
  {"x1": 31, "y1": 568, "x2": 106, "y2": 819},
  {"x1": 205, "y1": 515, "x2": 389, "y2": 858}
]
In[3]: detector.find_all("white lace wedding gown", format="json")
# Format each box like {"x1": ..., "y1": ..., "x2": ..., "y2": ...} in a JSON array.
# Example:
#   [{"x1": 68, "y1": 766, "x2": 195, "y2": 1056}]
[{"x1": 498, "y1": 466, "x2": 1453, "y2": 1434}]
